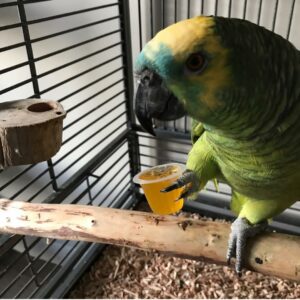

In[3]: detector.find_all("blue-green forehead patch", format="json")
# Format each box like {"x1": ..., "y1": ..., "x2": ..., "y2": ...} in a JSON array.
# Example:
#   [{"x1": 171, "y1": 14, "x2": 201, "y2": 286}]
[{"x1": 135, "y1": 43, "x2": 182, "y2": 79}]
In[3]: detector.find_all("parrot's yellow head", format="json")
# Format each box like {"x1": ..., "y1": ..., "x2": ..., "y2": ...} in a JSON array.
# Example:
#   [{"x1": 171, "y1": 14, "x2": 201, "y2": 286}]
[
  {"x1": 135, "y1": 16, "x2": 233, "y2": 133},
  {"x1": 140, "y1": 16, "x2": 230, "y2": 109}
]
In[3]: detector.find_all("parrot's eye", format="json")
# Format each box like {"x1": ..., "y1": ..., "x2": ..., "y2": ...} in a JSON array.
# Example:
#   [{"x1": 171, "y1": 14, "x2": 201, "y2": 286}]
[{"x1": 185, "y1": 53, "x2": 206, "y2": 73}]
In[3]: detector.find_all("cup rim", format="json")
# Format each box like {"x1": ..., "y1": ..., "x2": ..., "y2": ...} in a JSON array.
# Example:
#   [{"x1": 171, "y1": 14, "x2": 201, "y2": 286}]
[{"x1": 133, "y1": 163, "x2": 185, "y2": 185}]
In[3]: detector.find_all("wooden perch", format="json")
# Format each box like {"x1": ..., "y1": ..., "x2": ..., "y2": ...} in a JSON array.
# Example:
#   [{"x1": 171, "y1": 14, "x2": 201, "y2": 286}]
[{"x1": 0, "y1": 199, "x2": 300, "y2": 282}]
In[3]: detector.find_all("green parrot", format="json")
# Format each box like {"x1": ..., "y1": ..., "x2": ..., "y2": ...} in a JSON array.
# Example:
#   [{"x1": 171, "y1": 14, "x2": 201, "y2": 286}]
[{"x1": 134, "y1": 15, "x2": 300, "y2": 274}]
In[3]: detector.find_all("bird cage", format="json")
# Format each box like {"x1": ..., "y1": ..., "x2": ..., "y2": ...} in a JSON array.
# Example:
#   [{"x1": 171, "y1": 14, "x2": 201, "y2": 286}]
[{"x1": 0, "y1": 0, "x2": 299, "y2": 297}]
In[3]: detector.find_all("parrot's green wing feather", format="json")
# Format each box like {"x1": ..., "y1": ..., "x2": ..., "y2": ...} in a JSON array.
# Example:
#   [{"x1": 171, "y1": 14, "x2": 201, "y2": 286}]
[
  {"x1": 189, "y1": 120, "x2": 220, "y2": 192},
  {"x1": 191, "y1": 120, "x2": 220, "y2": 192}
]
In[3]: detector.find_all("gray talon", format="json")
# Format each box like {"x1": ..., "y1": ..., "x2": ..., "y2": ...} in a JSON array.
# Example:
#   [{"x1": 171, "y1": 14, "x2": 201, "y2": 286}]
[
  {"x1": 175, "y1": 187, "x2": 195, "y2": 201},
  {"x1": 227, "y1": 217, "x2": 268, "y2": 275},
  {"x1": 161, "y1": 182, "x2": 181, "y2": 193},
  {"x1": 226, "y1": 232, "x2": 237, "y2": 265},
  {"x1": 161, "y1": 170, "x2": 200, "y2": 200},
  {"x1": 161, "y1": 170, "x2": 197, "y2": 193}
]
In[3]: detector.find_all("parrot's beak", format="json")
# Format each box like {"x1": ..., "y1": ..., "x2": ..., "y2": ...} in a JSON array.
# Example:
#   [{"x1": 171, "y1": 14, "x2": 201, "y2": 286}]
[{"x1": 135, "y1": 69, "x2": 186, "y2": 135}]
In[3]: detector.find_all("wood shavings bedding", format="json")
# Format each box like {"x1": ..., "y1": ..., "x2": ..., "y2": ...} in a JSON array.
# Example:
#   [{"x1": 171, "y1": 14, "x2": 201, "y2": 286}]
[{"x1": 68, "y1": 211, "x2": 300, "y2": 299}]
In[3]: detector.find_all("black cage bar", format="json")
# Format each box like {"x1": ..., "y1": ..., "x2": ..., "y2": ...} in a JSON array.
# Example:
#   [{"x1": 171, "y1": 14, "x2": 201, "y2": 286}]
[{"x1": 0, "y1": 0, "x2": 299, "y2": 298}]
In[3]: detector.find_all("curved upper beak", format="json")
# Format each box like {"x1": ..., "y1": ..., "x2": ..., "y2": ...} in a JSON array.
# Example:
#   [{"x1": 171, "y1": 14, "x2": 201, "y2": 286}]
[{"x1": 134, "y1": 69, "x2": 186, "y2": 135}]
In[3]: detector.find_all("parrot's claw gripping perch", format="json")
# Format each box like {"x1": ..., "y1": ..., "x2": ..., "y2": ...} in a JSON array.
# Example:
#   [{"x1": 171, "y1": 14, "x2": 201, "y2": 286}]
[
  {"x1": 227, "y1": 218, "x2": 268, "y2": 275},
  {"x1": 160, "y1": 170, "x2": 200, "y2": 200}
]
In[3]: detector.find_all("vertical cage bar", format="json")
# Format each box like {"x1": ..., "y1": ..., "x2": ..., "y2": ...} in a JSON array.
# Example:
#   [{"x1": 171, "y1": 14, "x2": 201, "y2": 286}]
[
  {"x1": 228, "y1": 0, "x2": 232, "y2": 17},
  {"x1": 173, "y1": 0, "x2": 177, "y2": 132},
  {"x1": 257, "y1": 0, "x2": 263, "y2": 24},
  {"x1": 22, "y1": 238, "x2": 40, "y2": 288},
  {"x1": 119, "y1": 0, "x2": 141, "y2": 189},
  {"x1": 150, "y1": 0, "x2": 154, "y2": 38},
  {"x1": 215, "y1": 0, "x2": 218, "y2": 15},
  {"x1": 162, "y1": 0, "x2": 165, "y2": 28},
  {"x1": 272, "y1": 0, "x2": 279, "y2": 31},
  {"x1": 47, "y1": 158, "x2": 59, "y2": 192},
  {"x1": 17, "y1": 0, "x2": 59, "y2": 192},
  {"x1": 286, "y1": 0, "x2": 296, "y2": 40},
  {"x1": 86, "y1": 177, "x2": 93, "y2": 205},
  {"x1": 184, "y1": 117, "x2": 188, "y2": 133},
  {"x1": 162, "y1": 0, "x2": 167, "y2": 129},
  {"x1": 173, "y1": 120, "x2": 177, "y2": 131},
  {"x1": 17, "y1": 0, "x2": 40, "y2": 97},
  {"x1": 201, "y1": 0, "x2": 204, "y2": 14},
  {"x1": 138, "y1": 0, "x2": 143, "y2": 50},
  {"x1": 243, "y1": 0, "x2": 248, "y2": 19},
  {"x1": 183, "y1": 0, "x2": 191, "y2": 138}
]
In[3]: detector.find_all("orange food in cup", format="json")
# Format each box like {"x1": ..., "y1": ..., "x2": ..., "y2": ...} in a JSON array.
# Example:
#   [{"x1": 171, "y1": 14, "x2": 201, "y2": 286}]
[{"x1": 133, "y1": 164, "x2": 185, "y2": 215}]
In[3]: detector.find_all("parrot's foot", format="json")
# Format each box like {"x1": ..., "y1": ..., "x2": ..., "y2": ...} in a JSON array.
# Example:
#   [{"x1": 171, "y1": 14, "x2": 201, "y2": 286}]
[
  {"x1": 160, "y1": 169, "x2": 200, "y2": 200},
  {"x1": 227, "y1": 218, "x2": 268, "y2": 275}
]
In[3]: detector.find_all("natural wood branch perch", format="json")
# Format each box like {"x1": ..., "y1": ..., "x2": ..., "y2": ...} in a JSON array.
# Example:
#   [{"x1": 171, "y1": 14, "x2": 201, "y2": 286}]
[{"x1": 0, "y1": 199, "x2": 299, "y2": 282}]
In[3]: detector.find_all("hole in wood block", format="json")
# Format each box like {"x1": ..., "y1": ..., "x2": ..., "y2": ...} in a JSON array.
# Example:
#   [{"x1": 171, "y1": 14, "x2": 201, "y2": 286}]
[{"x1": 27, "y1": 102, "x2": 54, "y2": 112}]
